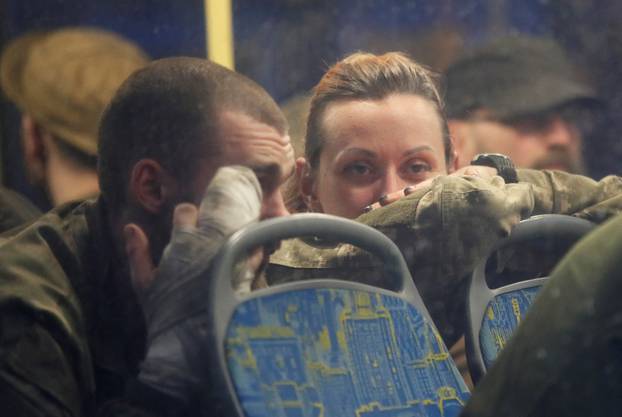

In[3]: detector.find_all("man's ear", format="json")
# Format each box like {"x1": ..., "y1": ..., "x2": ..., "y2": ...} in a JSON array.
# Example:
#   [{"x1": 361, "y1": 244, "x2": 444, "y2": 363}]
[
  {"x1": 448, "y1": 119, "x2": 474, "y2": 169},
  {"x1": 21, "y1": 115, "x2": 47, "y2": 184},
  {"x1": 128, "y1": 159, "x2": 176, "y2": 214},
  {"x1": 297, "y1": 157, "x2": 322, "y2": 212}
]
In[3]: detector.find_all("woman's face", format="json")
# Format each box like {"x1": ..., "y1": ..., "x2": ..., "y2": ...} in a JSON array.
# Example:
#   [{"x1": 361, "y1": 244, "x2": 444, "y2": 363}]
[{"x1": 305, "y1": 93, "x2": 450, "y2": 218}]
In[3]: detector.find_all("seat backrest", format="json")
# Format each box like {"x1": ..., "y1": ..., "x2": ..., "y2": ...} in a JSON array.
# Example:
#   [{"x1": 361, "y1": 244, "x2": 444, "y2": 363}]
[
  {"x1": 208, "y1": 213, "x2": 470, "y2": 417},
  {"x1": 466, "y1": 214, "x2": 595, "y2": 384}
]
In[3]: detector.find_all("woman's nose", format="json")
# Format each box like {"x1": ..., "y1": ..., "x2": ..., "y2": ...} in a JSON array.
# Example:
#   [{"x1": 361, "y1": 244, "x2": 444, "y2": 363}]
[{"x1": 378, "y1": 168, "x2": 408, "y2": 198}]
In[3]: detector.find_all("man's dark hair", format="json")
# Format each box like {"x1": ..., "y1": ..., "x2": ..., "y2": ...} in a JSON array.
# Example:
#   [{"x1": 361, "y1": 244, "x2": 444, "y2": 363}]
[{"x1": 98, "y1": 57, "x2": 287, "y2": 213}]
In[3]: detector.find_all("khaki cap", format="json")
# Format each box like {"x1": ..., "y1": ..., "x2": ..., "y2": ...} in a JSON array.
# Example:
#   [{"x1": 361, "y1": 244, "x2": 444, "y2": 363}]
[{"x1": 0, "y1": 27, "x2": 149, "y2": 155}]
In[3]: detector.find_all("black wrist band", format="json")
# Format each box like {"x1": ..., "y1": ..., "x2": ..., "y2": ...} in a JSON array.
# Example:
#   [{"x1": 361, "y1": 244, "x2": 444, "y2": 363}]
[{"x1": 471, "y1": 153, "x2": 519, "y2": 184}]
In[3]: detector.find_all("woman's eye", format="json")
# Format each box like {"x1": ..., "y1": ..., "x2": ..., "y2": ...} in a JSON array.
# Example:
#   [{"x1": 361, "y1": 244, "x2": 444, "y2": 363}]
[
  {"x1": 405, "y1": 161, "x2": 432, "y2": 174},
  {"x1": 344, "y1": 162, "x2": 373, "y2": 176}
]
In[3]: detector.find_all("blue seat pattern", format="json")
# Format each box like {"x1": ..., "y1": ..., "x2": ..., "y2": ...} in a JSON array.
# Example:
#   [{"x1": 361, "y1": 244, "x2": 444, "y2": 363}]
[
  {"x1": 225, "y1": 287, "x2": 470, "y2": 417},
  {"x1": 479, "y1": 286, "x2": 542, "y2": 368}
]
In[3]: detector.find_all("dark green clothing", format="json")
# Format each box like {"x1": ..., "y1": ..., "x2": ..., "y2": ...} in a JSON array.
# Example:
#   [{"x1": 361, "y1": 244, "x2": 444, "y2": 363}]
[
  {"x1": 461, "y1": 212, "x2": 622, "y2": 417},
  {"x1": 0, "y1": 186, "x2": 41, "y2": 233},
  {"x1": 0, "y1": 198, "x2": 153, "y2": 416},
  {"x1": 267, "y1": 169, "x2": 622, "y2": 346}
]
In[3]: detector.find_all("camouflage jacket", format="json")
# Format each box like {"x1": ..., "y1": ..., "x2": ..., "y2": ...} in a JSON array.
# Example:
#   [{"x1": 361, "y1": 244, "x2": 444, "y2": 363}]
[
  {"x1": 267, "y1": 169, "x2": 622, "y2": 346},
  {"x1": 0, "y1": 199, "x2": 177, "y2": 417}
]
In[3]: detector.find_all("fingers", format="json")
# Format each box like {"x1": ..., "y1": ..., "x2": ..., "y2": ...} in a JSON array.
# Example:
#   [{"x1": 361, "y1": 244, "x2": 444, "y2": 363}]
[
  {"x1": 125, "y1": 203, "x2": 198, "y2": 295},
  {"x1": 172, "y1": 203, "x2": 199, "y2": 233},
  {"x1": 363, "y1": 179, "x2": 435, "y2": 213},
  {"x1": 363, "y1": 187, "x2": 415, "y2": 213},
  {"x1": 124, "y1": 223, "x2": 156, "y2": 292}
]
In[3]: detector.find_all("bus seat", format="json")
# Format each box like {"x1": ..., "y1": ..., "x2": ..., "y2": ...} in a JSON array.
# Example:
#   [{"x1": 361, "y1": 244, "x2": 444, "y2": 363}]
[
  {"x1": 466, "y1": 214, "x2": 595, "y2": 384},
  {"x1": 207, "y1": 213, "x2": 470, "y2": 417}
]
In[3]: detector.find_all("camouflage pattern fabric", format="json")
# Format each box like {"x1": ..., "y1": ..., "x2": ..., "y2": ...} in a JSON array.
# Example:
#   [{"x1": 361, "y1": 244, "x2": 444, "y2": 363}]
[
  {"x1": 461, "y1": 212, "x2": 622, "y2": 417},
  {"x1": 267, "y1": 169, "x2": 622, "y2": 346}
]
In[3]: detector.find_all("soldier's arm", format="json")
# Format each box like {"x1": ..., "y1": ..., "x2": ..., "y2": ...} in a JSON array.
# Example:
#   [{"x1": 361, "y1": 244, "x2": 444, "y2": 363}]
[
  {"x1": 357, "y1": 169, "x2": 622, "y2": 269},
  {"x1": 356, "y1": 174, "x2": 534, "y2": 273},
  {"x1": 269, "y1": 170, "x2": 622, "y2": 345},
  {"x1": 517, "y1": 169, "x2": 622, "y2": 221},
  {"x1": 353, "y1": 170, "x2": 622, "y2": 345}
]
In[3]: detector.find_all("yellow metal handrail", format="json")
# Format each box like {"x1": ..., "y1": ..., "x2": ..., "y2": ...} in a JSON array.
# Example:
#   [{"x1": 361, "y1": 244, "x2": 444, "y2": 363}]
[{"x1": 204, "y1": 0, "x2": 234, "y2": 69}]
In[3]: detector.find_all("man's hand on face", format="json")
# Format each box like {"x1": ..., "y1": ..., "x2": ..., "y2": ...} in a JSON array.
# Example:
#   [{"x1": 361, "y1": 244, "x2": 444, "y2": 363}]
[
  {"x1": 363, "y1": 165, "x2": 499, "y2": 212},
  {"x1": 123, "y1": 165, "x2": 262, "y2": 403}
]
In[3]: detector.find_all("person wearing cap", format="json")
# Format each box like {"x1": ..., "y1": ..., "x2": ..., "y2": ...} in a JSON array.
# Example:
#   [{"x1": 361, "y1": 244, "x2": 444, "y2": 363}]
[
  {"x1": 444, "y1": 35, "x2": 600, "y2": 174},
  {"x1": 0, "y1": 27, "x2": 150, "y2": 207}
]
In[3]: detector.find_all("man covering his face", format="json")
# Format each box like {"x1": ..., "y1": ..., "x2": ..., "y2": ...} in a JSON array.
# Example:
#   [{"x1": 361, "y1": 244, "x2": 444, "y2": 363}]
[{"x1": 0, "y1": 57, "x2": 293, "y2": 416}]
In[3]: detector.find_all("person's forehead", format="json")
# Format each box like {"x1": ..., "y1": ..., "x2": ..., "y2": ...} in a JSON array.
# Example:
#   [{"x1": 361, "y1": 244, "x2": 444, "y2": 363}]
[
  {"x1": 217, "y1": 110, "x2": 286, "y2": 138},
  {"x1": 215, "y1": 110, "x2": 294, "y2": 176},
  {"x1": 321, "y1": 94, "x2": 444, "y2": 149}
]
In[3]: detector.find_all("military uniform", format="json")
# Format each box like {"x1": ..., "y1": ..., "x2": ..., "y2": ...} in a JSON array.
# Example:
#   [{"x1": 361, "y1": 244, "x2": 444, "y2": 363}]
[
  {"x1": 1, "y1": 171, "x2": 621, "y2": 416},
  {"x1": 267, "y1": 169, "x2": 622, "y2": 346},
  {"x1": 461, "y1": 212, "x2": 622, "y2": 417},
  {"x1": 0, "y1": 198, "x2": 169, "y2": 416},
  {"x1": 0, "y1": 186, "x2": 41, "y2": 233}
]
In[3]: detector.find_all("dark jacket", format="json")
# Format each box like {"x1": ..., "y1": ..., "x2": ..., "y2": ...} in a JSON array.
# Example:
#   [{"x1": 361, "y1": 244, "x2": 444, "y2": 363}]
[
  {"x1": 0, "y1": 198, "x2": 164, "y2": 416},
  {"x1": 0, "y1": 186, "x2": 41, "y2": 233}
]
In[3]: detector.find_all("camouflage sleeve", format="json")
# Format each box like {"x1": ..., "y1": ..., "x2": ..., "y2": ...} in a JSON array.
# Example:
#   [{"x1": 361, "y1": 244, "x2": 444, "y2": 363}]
[
  {"x1": 517, "y1": 169, "x2": 622, "y2": 222},
  {"x1": 358, "y1": 169, "x2": 622, "y2": 285},
  {"x1": 356, "y1": 171, "x2": 622, "y2": 343},
  {"x1": 357, "y1": 175, "x2": 534, "y2": 276},
  {"x1": 268, "y1": 171, "x2": 622, "y2": 345},
  {"x1": 354, "y1": 175, "x2": 535, "y2": 345}
]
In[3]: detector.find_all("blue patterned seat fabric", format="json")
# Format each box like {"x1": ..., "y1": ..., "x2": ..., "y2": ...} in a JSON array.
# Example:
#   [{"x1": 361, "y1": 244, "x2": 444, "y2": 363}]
[
  {"x1": 225, "y1": 287, "x2": 470, "y2": 417},
  {"x1": 479, "y1": 286, "x2": 542, "y2": 368}
]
